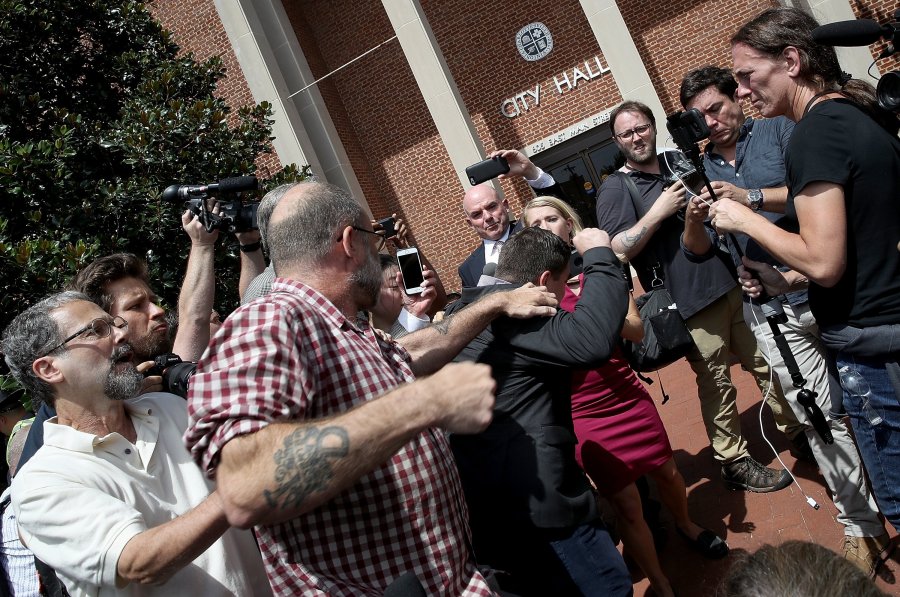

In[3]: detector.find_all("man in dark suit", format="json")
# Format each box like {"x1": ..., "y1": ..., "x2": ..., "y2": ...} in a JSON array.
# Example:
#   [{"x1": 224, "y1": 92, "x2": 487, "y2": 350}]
[
  {"x1": 458, "y1": 149, "x2": 562, "y2": 288},
  {"x1": 446, "y1": 226, "x2": 632, "y2": 596}
]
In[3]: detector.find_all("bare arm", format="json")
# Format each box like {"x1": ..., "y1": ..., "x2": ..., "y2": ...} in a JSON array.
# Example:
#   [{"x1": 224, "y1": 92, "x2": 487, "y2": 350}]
[
  {"x1": 709, "y1": 182, "x2": 846, "y2": 286},
  {"x1": 397, "y1": 285, "x2": 558, "y2": 376},
  {"x1": 215, "y1": 362, "x2": 495, "y2": 528},
  {"x1": 174, "y1": 211, "x2": 217, "y2": 361},
  {"x1": 236, "y1": 229, "x2": 265, "y2": 301},
  {"x1": 681, "y1": 195, "x2": 714, "y2": 256},
  {"x1": 620, "y1": 294, "x2": 644, "y2": 343},
  {"x1": 610, "y1": 180, "x2": 687, "y2": 260},
  {"x1": 116, "y1": 493, "x2": 229, "y2": 586}
]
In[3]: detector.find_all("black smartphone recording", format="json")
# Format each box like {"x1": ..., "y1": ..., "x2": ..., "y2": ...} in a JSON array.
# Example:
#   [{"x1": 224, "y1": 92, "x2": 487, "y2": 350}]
[{"x1": 465, "y1": 156, "x2": 510, "y2": 186}]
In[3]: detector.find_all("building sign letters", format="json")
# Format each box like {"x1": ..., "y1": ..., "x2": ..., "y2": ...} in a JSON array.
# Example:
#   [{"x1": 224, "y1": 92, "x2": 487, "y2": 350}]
[{"x1": 500, "y1": 56, "x2": 611, "y2": 119}]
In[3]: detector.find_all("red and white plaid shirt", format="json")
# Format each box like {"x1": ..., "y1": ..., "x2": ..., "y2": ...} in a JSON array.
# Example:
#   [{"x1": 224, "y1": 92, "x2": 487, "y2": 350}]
[{"x1": 185, "y1": 279, "x2": 492, "y2": 596}]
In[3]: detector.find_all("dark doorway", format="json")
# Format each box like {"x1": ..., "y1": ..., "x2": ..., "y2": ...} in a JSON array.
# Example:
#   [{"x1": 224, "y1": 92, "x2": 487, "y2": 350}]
[{"x1": 530, "y1": 125, "x2": 624, "y2": 228}]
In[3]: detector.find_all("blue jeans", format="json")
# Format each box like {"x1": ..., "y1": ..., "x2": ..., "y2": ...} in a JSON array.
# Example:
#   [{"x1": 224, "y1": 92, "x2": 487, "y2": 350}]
[
  {"x1": 548, "y1": 522, "x2": 633, "y2": 597},
  {"x1": 837, "y1": 354, "x2": 900, "y2": 531}
]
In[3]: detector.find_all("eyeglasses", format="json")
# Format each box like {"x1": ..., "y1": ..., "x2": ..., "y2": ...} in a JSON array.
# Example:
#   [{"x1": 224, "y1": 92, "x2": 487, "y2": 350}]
[
  {"x1": 351, "y1": 226, "x2": 386, "y2": 249},
  {"x1": 40, "y1": 316, "x2": 128, "y2": 357},
  {"x1": 614, "y1": 123, "x2": 653, "y2": 141}
]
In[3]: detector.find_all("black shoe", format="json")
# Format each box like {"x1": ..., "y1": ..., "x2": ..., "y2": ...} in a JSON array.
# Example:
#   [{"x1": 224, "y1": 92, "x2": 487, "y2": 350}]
[
  {"x1": 721, "y1": 456, "x2": 793, "y2": 493},
  {"x1": 676, "y1": 527, "x2": 730, "y2": 559},
  {"x1": 789, "y1": 433, "x2": 816, "y2": 464}
]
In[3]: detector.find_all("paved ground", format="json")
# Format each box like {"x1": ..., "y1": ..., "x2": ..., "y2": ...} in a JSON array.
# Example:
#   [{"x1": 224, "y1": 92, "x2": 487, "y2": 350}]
[{"x1": 623, "y1": 355, "x2": 900, "y2": 595}]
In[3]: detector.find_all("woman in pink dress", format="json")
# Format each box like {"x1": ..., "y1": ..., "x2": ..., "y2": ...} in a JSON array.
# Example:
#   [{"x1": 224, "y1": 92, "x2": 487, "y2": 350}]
[{"x1": 524, "y1": 196, "x2": 728, "y2": 597}]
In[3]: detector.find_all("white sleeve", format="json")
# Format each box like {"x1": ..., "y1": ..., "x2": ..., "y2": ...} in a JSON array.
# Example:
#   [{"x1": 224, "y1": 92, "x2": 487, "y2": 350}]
[
  {"x1": 397, "y1": 307, "x2": 431, "y2": 333},
  {"x1": 526, "y1": 168, "x2": 556, "y2": 189}
]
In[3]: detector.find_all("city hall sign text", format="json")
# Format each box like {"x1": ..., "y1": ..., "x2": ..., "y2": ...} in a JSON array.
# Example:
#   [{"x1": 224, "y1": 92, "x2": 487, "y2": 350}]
[{"x1": 500, "y1": 56, "x2": 611, "y2": 119}]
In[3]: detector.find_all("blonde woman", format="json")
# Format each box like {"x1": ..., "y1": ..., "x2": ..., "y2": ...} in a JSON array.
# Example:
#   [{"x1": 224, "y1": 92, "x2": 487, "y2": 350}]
[{"x1": 525, "y1": 196, "x2": 728, "y2": 597}]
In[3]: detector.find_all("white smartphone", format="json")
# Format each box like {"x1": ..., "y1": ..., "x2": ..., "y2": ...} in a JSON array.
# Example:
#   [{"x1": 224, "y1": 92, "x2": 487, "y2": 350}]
[{"x1": 396, "y1": 247, "x2": 425, "y2": 295}]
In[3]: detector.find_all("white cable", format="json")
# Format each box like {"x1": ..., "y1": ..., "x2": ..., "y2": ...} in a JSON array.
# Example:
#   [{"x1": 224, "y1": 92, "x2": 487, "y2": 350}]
[
  {"x1": 287, "y1": 35, "x2": 398, "y2": 99},
  {"x1": 748, "y1": 298, "x2": 820, "y2": 510}
]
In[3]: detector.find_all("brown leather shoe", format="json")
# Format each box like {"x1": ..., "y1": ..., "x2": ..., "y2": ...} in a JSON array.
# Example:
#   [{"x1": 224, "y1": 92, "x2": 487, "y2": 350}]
[{"x1": 842, "y1": 532, "x2": 893, "y2": 578}]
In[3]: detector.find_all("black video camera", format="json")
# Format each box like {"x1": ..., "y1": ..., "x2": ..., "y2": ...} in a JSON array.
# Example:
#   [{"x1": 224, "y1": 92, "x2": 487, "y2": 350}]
[
  {"x1": 162, "y1": 176, "x2": 260, "y2": 233},
  {"x1": 812, "y1": 11, "x2": 900, "y2": 112},
  {"x1": 666, "y1": 109, "x2": 710, "y2": 152},
  {"x1": 146, "y1": 353, "x2": 197, "y2": 399}
]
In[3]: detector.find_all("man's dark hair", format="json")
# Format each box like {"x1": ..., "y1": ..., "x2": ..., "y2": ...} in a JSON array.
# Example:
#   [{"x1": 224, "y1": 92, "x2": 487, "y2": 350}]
[
  {"x1": 379, "y1": 253, "x2": 396, "y2": 272},
  {"x1": 680, "y1": 66, "x2": 738, "y2": 108},
  {"x1": 70, "y1": 253, "x2": 149, "y2": 312},
  {"x1": 609, "y1": 100, "x2": 655, "y2": 137},
  {"x1": 496, "y1": 227, "x2": 570, "y2": 284}
]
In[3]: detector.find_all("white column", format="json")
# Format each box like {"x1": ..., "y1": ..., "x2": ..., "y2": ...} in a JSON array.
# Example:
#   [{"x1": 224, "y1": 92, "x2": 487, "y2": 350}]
[
  {"x1": 380, "y1": 0, "x2": 486, "y2": 190},
  {"x1": 578, "y1": 0, "x2": 668, "y2": 128},
  {"x1": 213, "y1": 0, "x2": 368, "y2": 206}
]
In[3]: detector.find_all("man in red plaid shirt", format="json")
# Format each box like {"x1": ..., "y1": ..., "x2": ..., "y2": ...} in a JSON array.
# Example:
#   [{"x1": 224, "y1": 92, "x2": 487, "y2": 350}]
[{"x1": 185, "y1": 181, "x2": 558, "y2": 596}]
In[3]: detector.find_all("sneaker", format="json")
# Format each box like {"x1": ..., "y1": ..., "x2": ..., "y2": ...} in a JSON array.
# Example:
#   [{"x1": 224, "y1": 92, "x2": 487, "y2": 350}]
[
  {"x1": 789, "y1": 433, "x2": 816, "y2": 464},
  {"x1": 721, "y1": 456, "x2": 793, "y2": 493},
  {"x1": 842, "y1": 532, "x2": 893, "y2": 578}
]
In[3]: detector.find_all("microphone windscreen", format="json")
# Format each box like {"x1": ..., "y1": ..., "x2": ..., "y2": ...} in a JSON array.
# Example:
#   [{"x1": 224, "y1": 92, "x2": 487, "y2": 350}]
[
  {"x1": 217, "y1": 176, "x2": 259, "y2": 193},
  {"x1": 812, "y1": 19, "x2": 886, "y2": 46},
  {"x1": 482, "y1": 262, "x2": 497, "y2": 277}
]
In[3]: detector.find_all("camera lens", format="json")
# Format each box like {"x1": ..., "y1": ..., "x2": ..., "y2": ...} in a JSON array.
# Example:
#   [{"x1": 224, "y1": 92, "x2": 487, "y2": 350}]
[{"x1": 876, "y1": 71, "x2": 900, "y2": 112}]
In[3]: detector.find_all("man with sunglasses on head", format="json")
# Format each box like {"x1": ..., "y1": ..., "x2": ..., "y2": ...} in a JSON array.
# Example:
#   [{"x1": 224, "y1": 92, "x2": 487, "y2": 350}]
[
  {"x1": 594, "y1": 100, "x2": 793, "y2": 494},
  {"x1": 1, "y1": 292, "x2": 270, "y2": 596}
]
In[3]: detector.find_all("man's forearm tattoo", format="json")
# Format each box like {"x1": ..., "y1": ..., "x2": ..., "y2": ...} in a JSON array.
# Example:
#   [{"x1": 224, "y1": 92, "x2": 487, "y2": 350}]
[
  {"x1": 432, "y1": 315, "x2": 453, "y2": 335},
  {"x1": 263, "y1": 425, "x2": 349, "y2": 510},
  {"x1": 621, "y1": 226, "x2": 648, "y2": 249}
]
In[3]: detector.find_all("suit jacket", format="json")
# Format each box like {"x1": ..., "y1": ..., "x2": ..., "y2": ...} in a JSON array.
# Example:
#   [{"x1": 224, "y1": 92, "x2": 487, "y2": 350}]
[
  {"x1": 458, "y1": 220, "x2": 524, "y2": 289},
  {"x1": 445, "y1": 247, "x2": 627, "y2": 530}
]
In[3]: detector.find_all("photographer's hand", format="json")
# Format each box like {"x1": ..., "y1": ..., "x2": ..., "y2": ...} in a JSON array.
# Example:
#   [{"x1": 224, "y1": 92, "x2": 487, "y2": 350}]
[
  {"x1": 401, "y1": 269, "x2": 436, "y2": 320},
  {"x1": 685, "y1": 195, "x2": 711, "y2": 224},
  {"x1": 709, "y1": 198, "x2": 755, "y2": 235},
  {"x1": 697, "y1": 181, "x2": 748, "y2": 206},
  {"x1": 648, "y1": 179, "x2": 688, "y2": 220},
  {"x1": 136, "y1": 360, "x2": 163, "y2": 395},
  {"x1": 490, "y1": 149, "x2": 540, "y2": 181},
  {"x1": 182, "y1": 209, "x2": 220, "y2": 246}
]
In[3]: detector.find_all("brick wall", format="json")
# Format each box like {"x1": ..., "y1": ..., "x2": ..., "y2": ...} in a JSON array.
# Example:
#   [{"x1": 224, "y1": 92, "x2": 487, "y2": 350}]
[
  {"x1": 152, "y1": 0, "x2": 895, "y2": 292},
  {"x1": 148, "y1": 0, "x2": 281, "y2": 174},
  {"x1": 420, "y1": 0, "x2": 623, "y2": 218}
]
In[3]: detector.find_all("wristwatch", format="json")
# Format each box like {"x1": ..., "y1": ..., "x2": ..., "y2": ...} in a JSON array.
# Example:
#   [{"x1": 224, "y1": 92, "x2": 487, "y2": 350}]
[{"x1": 748, "y1": 188, "x2": 764, "y2": 211}]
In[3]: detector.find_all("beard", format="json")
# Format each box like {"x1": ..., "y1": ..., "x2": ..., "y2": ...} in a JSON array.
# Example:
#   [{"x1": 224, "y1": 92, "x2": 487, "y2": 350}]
[
  {"x1": 350, "y1": 250, "x2": 383, "y2": 311},
  {"x1": 104, "y1": 345, "x2": 144, "y2": 401},
  {"x1": 130, "y1": 324, "x2": 173, "y2": 362},
  {"x1": 622, "y1": 140, "x2": 656, "y2": 165}
]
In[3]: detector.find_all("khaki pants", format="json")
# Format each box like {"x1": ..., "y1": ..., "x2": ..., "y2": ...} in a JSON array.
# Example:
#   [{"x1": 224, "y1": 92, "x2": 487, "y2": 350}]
[{"x1": 684, "y1": 286, "x2": 799, "y2": 464}]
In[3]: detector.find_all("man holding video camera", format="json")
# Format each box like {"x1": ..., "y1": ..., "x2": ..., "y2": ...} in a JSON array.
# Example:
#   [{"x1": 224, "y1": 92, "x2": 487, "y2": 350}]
[
  {"x1": 459, "y1": 149, "x2": 562, "y2": 288},
  {"x1": 680, "y1": 66, "x2": 888, "y2": 574},
  {"x1": 594, "y1": 100, "x2": 792, "y2": 493}
]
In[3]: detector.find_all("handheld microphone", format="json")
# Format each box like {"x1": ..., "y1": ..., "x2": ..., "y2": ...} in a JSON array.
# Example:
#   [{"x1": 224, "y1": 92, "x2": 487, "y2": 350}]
[
  {"x1": 482, "y1": 262, "x2": 497, "y2": 277},
  {"x1": 811, "y1": 19, "x2": 892, "y2": 46}
]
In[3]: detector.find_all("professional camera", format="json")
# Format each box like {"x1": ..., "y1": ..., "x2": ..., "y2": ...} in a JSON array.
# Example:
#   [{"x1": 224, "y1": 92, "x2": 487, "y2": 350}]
[
  {"x1": 162, "y1": 176, "x2": 260, "y2": 233},
  {"x1": 665, "y1": 109, "x2": 712, "y2": 198},
  {"x1": 145, "y1": 353, "x2": 197, "y2": 399},
  {"x1": 812, "y1": 11, "x2": 900, "y2": 112}
]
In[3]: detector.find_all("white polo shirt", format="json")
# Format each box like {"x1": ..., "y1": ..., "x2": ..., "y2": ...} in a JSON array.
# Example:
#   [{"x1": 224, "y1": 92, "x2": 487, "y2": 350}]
[{"x1": 11, "y1": 393, "x2": 270, "y2": 597}]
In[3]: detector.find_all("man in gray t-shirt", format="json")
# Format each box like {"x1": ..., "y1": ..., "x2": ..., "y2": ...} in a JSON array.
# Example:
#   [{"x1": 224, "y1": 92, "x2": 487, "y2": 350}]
[{"x1": 595, "y1": 99, "x2": 791, "y2": 493}]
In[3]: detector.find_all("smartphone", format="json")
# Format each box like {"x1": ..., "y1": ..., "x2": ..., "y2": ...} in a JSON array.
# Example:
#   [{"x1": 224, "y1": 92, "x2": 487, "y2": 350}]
[
  {"x1": 377, "y1": 216, "x2": 396, "y2": 239},
  {"x1": 465, "y1": 156, "x2": 510, "y2": 186},
  {"x1": 396, "y1": 247, "x2": 425, "y2": 295}
]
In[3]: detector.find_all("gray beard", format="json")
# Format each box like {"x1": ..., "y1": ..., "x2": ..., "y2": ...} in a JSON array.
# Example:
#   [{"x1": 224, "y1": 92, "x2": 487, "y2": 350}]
[
  {"x1": 104, "y1": 346, "x2": 143, "y2": 401},
  {"x1": 350, "y1": 251, "x2": 383, "y2": 310}
]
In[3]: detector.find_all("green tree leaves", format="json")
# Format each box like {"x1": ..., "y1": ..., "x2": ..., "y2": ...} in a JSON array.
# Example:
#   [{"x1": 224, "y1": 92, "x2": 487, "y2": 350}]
[{"x1": 0, "y1": 0, "x2": 307, "y2": 330}]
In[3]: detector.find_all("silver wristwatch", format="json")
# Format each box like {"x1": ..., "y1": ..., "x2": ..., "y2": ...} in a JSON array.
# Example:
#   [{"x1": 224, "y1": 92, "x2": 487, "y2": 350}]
[{"x1": 748, "y1": 188, "x2": 764, "y2": 211}]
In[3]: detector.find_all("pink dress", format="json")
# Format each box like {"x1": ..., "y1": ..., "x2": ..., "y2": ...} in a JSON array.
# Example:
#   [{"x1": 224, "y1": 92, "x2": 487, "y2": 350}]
[{"x1": 562, "y1": 286, "x2": 672, "y2": 496}]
